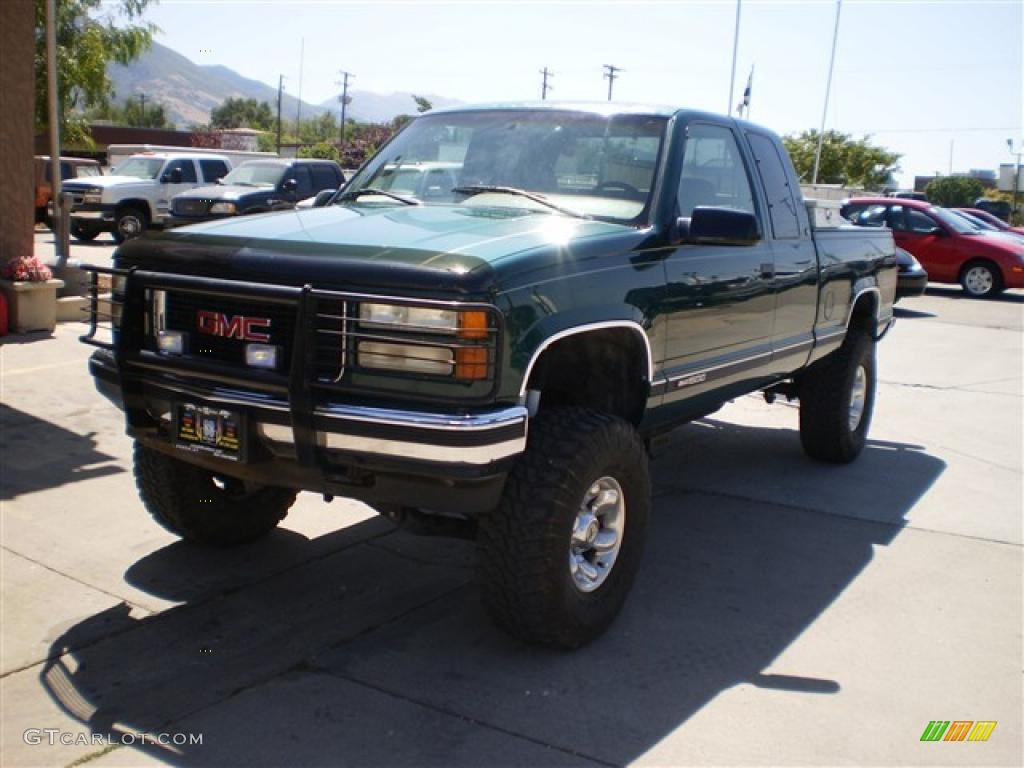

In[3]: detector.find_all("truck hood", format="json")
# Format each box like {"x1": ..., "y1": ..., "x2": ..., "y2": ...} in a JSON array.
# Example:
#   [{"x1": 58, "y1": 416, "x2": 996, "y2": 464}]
[
  {"x1": 64, "y1": 175, "x2": 151, "y2": 190},
  {"x1": 118, "y1": 204, "x2": 643, "y2": 295},
  {"x1": 174, "y1": 184, "x2": 271, "y2": 202}
]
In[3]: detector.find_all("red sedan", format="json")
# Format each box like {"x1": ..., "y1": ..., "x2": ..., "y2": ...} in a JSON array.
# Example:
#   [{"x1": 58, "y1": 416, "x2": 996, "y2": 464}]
[
  {"x1": 955, "y1": 207, "x2": 1024, "y2": 235},
  {"x1": 841, "y1": 197, "x2": 1024, "y2": 298}
]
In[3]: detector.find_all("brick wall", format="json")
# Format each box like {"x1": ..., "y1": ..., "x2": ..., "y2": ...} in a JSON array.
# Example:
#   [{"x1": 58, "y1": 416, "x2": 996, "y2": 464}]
[{"x1": 0, "y1": 0, "x2": 36, "y2": 263}]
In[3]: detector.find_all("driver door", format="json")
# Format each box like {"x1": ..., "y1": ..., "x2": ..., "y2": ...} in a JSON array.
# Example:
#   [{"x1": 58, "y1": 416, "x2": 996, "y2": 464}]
[{"x1": 158, "y1": 158, "x2": 198, "y2": 220}]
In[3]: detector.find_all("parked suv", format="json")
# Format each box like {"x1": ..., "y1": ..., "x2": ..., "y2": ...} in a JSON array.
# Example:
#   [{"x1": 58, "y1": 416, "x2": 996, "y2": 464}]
[
  {"x1": 842, "y1": 197, "x2": 1024, "y2": 298},
  {"x1": 63, "y1": 153, "x2": 233, "y2": 243},
  {"x1": 34, "y1": 156, "x2": 101, "y2": 224},
  {"x1": 168, "y1": 159, "x2": 345, "y2": 226}
]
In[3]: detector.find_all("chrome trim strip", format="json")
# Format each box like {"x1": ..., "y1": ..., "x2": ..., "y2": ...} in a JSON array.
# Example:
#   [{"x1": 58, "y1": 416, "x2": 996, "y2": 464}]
[
  {"x1": 518, "y1": 321, "x2": 654, "y2": 397},
  {"x1": 315, "y1": 403, "x2": 528, "y2": 432},
  {"x1": 321, "y1": 433, "x2": 525, "y2": 465},
  {"x1": 666, "y1": 348, "x2": 772, "y2": 383}
]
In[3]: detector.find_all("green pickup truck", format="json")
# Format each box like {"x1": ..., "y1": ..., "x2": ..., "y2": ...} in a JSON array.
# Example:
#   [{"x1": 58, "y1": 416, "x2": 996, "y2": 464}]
[{"x1": 83, "y1": 103, "x2": 897, "y2": 648}]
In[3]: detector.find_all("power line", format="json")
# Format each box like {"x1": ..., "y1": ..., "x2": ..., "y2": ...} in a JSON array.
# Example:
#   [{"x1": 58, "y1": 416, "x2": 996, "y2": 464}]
[
  {"x1": 540, "y1": 67, "x2": 553, "y2": 100},
  {"x1": 603, "y1": 64, "x2": 622, "y2": 101}
]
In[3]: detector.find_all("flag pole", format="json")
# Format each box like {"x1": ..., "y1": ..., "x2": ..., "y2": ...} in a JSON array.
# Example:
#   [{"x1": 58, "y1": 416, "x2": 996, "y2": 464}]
[
  {"x1": 727, "y1": 0, "x2": 742, "y2": 115},
  {"x1": 812, "y1": 0, "x2": 843, "y2": 185}
]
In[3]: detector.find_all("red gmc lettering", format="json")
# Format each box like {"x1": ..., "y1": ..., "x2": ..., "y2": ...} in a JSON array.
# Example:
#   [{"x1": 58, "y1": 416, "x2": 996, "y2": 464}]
[{"x1": 196, "y1": 311, "x2": 271, "y2": 342}]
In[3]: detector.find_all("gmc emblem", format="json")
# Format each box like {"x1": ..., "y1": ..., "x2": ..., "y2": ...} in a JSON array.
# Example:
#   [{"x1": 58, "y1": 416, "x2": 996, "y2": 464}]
[{"x1": 196, "y1": 310, "x2": 271, "y2": 342}]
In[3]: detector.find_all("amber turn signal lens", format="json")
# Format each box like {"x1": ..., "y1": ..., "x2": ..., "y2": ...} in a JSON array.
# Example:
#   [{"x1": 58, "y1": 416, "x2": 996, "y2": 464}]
[
  {"x1": 455, "y1": 347, "x2": 489, "y2": 380},
  {"x1": 458, "y1": 310, "x2": 489, "y2": 340}
]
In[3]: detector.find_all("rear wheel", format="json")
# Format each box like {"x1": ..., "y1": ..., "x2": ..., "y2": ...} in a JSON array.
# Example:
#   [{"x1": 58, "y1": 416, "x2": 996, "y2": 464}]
[
  {"x1": 133, "y1": 442, "x2": 295, "y2": 547},
  {"x1": 799, "y1": 329, "x2": 876, "y2": 463},
  {"x1": 112, "y1": 207, "x2": 147, "y2": 243},
  {"x1": 960, "y1": 260, "x2": 1004, "y2": 298},
  {"x1": 478, "y1": 408, "x2": 650, "y2": 649}
]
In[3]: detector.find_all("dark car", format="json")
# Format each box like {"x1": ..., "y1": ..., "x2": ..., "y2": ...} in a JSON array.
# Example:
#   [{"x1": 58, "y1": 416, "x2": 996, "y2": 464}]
[
  {"x1": 169, "y1": 159, "x2": 344, "y2": 225},
  {"x1": 895, "y1": 246, "x2": 928, "y2": 301},
  {"x1": 973, "y1": 198, "x2": 1012, "y2": 223}
]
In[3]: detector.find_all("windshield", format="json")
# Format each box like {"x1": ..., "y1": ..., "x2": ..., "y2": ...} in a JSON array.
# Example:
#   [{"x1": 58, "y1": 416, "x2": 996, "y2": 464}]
[
  {"x1": 112, "y1": 157, "x2": 165, "y2": 180},
  {"x1": 343, "y1": 109, "x2": 670, "y2": 225},
  {"x1": 930, "y1": 206, "x2": 982, "y2": 234},
  {"x1": 951, "y1": 210, "x2": 997, "y2": 231},
  {"x1": 222, "y1": 162, "x2": 286, "y2": 187}
]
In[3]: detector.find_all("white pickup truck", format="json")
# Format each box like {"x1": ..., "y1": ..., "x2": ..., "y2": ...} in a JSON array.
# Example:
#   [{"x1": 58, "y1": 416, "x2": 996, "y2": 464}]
[{"x1": 62, "y1": 148, "x2": 271, "y2": 243}]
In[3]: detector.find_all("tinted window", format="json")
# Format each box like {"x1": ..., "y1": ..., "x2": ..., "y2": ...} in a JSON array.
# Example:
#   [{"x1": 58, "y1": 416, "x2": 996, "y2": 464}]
[
  {"x1": 678, "y1": 123, "x2": 755, "y2": 217},
  {"x1": 164, "y1": 159, "x2": 197, "y2": 183},
  {"x1": 200, "y1": 159, "x2": 229, "y2": 182},
  {"x1": 899, "y1": 208, "x2": 939, "y2": 234},
  {"x1": 747, "y1": 132, "x2": 800, "y2": 239},
  {"x1": 310, "y1": 164, "x2": 340, "y2": 191}
]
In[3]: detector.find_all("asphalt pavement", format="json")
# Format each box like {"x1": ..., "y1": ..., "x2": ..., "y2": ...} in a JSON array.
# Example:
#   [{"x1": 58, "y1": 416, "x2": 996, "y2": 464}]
[{"x1": 1, "y1": 231, "x2": 1021, "y2": 766}]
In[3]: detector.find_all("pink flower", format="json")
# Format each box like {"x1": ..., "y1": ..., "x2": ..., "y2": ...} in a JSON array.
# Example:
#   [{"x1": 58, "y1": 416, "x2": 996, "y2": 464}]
[{"x1": 2, "y1": 256, "x2": 53, "y2": 283}]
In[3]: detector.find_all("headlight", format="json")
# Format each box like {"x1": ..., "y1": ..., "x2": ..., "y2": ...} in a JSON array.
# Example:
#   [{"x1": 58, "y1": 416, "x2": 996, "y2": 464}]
[
  {"x1": 360, "y1": 303, "x2": 457, "y2": 332},
  {"x1": 209, "y1": 202, "x2": 237, "y2": 215},
  {"x1": 83, "y1": 187, "x2": 102, "y2": 204},
  {"x1": 356, "y1": 303, "x2": 493, "y2": 381}
]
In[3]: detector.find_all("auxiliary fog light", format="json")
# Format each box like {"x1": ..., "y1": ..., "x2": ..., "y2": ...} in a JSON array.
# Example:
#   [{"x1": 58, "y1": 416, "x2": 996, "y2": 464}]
[
  {"x1": 156, "y1": 330, "x2": 186, "y2": 355},
  {"x1": 246, "y1": 343, "x2": 280, "y2": 370}
]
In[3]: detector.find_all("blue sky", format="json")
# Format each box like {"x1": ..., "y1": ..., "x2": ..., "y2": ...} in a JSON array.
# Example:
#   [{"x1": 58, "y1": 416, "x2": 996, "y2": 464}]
[{"x1": 141, "y1": 0, "x2": 1022, "y2": 187}]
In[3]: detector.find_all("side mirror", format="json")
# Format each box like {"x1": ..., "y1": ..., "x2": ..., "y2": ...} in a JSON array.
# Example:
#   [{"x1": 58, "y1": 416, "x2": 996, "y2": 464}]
[
  {"x1": 684, "y1": 207, "x2": 761, "y2": 246},
  {"x1": 161, "y1": 167, "x2": 184, "y2": 184},
  {"x1": 312, "y1": 189, "x2": 336, "y2": 208},
  {"x1": 926, "y1": 226, "x2": 945, "y2": 237},
  {"x1": 281, "y1": 178, "x2": 298, "y2": 193}
]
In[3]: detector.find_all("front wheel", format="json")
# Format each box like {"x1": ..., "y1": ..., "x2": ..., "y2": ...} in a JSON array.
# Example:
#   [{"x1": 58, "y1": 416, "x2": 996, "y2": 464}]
[
  {"x1": 798, "y1": 329, "x2": 876, "y2": 463},
  {"x1": 133, "y1": 442, "x2": 296, "y2": 547},
  {"x1": 70, "y1": 222, "x2": 101, "y2": 242},
  {"x1": 477, "y1": 408, "x2": 650, "y2": 649},
  {"x1": 960, "y1": 260, "x2": 1004, "y2": 299}
]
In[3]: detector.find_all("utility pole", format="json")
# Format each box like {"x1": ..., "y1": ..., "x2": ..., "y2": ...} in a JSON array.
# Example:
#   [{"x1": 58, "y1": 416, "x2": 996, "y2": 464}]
[
  {"x1": 139, "y1": 92, "x2": 146, "y2": 124},
  {"x1": 603, "y1": 64, "x2": 622, "y2": 101},
  {"x1": 336, "y1": 71, "x2": 354, "y2": 158},
  {"x1": 1009, "y1": 139, "x2": 1022, "y2": 225},
  {"x1": 276, "y1": 75, "x2": 285, "y2": 154},
  {"x1": 296, "y1": 37, "x2": 304, "y2": 130},
  {"x1": 540, "y1": 67, "x2": 553, "y2": 100}
]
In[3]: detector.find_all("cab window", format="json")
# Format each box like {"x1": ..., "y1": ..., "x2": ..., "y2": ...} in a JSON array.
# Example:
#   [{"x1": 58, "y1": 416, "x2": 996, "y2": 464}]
[
  {"x1": 746, "y1": 132, "x2": 800, "y2": 239},
  {"x1": 677, "y1": 123, "x2": 755, "y2": 217},
  {"x1": 199, "y1": 159, "x2": 229, "y2": 183},
  {"x1": 164, "y1": 159, "x2": 197, "y2": 183}
]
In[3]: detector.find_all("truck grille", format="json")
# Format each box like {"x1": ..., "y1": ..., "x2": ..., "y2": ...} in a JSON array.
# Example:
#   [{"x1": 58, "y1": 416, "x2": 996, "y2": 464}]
[
  {"x1": 156, "y1": 291, "x2": 348, "y2": 381},
  {"x1": 173, "y1": 199, "x2": 209, "y2": 217}
]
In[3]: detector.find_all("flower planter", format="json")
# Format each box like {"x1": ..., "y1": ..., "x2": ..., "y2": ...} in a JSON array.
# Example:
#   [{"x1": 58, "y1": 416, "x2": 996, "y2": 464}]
[{"x1": 0, "y1": 278, "x2": 65, "y2": 333}]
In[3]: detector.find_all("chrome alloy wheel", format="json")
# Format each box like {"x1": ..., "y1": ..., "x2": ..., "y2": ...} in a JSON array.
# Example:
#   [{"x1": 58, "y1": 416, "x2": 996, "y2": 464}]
[
  {"x1": 569, "y1": 476, "x2": 626, "y2": 593},
  {"x1": 963, "y1": 265, "x2": 994, "y2": 296},
  {"x1": 849, "y1": 364, "x2": 867, "y2": 432},
  {"x1": 118, "y1": 213, "x2": 143, "y2": 239}
]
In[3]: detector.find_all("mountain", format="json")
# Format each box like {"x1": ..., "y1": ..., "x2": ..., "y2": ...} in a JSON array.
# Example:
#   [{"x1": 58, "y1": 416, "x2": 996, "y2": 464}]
[
  {"x1": 318, "y1": 91, "x2": 463, "y2": 124},
  {"x1": 107, "y1": 42, "x2": 461, "y2": 129},
  {"x1": 107, "y1": 42, "x2": 327, "y2": 128}
]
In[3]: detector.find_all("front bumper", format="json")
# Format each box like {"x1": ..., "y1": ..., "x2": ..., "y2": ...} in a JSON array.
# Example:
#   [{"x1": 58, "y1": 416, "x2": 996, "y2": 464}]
[
  {"x1": 89, "y1": 349, "x2": 525, "y2": 515},
  {"x1": 67, "y1": 203, "x2": 116, "y2": 226}
]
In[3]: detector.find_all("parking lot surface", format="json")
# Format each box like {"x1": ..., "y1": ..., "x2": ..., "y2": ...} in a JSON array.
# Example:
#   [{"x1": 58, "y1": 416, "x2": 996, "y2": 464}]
[{"x1": 2, "y1": 233, "x2": 1021, "y2": 766}]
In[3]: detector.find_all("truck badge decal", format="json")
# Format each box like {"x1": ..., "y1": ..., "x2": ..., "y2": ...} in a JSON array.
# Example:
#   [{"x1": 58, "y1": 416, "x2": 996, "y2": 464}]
[
  {"x1": 196, "y1": 311, "x2": 271, "y2": 342},
  {"x1": 674, "y1": 372, "x2": 707, "y2": 389}
]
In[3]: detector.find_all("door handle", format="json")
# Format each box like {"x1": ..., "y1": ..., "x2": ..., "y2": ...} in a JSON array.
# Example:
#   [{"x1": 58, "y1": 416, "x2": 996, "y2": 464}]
[{"x1": 760, "y1": 263, "x2": 775, "y2": 279}]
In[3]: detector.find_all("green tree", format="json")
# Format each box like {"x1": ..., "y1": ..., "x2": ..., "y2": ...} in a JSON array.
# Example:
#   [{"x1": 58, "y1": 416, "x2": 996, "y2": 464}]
[
  {"x1": 35, "y1": 0, "x2": 157, "y2": 146},
  {"x1": 925, "y1": 176, "x2": 985, "y2": 208},
  {"x1": 298, "y1": 142, "x2": 340, "y2": 161},
  {"x1": 87, "y1": 96, "x2": 172, "y2": 128},
  {"x1": 412, "y1": 95, "x2": 433, "y2": 113},
  {"x1": 783, "y1": 130, "x2": 900, "y2": 190},
  {"x1": 210, "y1": 98, "x2": 275, "y2": 131}
]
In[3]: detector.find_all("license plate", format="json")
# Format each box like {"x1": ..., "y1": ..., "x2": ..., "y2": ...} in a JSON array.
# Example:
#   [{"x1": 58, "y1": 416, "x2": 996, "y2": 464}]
[{"x1": 175, "y1": 403, "x2": 244, "y2": 461}]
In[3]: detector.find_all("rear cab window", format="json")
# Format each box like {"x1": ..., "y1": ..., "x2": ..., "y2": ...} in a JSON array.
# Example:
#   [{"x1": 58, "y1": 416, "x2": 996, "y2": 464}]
[
  {"x1": 200, "y1": 159, "x2": 230, "y2": 183},
  {"x1": 746, "y1": 132, "x2": 803, "y2": 239}
]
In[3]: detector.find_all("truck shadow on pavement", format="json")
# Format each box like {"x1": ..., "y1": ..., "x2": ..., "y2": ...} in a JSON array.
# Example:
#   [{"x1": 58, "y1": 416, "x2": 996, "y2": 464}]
[
  {"x1": 39, "y1": 421, "x2": 945, "y2": 766},
  {"x1": 0, "y1": 403, "x2": 122, "y2": 500}
]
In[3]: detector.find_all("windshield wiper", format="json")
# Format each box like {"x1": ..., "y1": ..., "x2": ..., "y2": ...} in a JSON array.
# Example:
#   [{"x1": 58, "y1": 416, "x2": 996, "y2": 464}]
[
  {"x1": 338, "y1": 187, "x2": 422, "y2": 206},
  {"x1": 451, "y1": 185, "x2": 589, "y2": 219}
]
